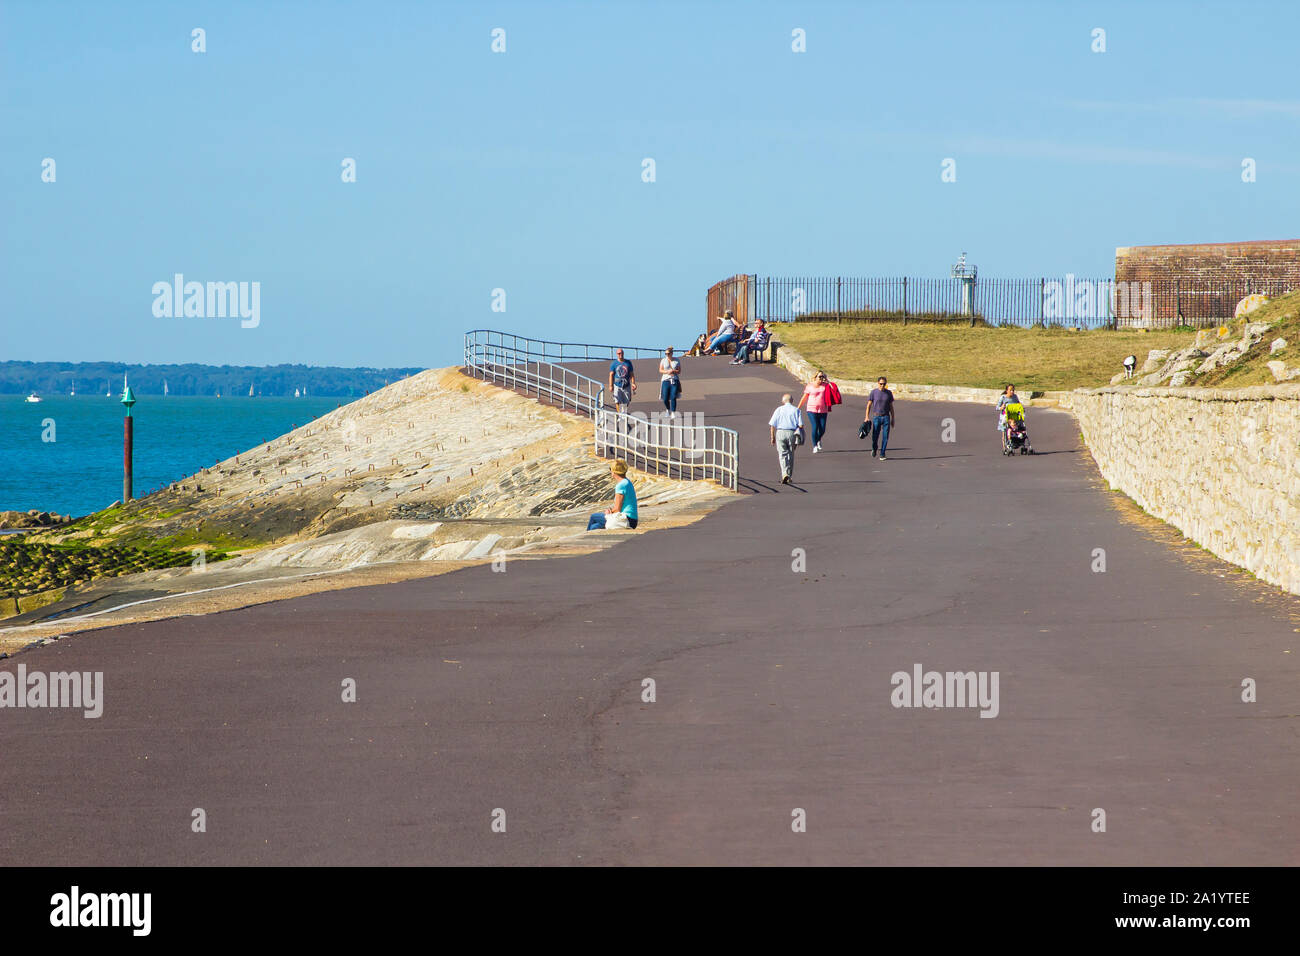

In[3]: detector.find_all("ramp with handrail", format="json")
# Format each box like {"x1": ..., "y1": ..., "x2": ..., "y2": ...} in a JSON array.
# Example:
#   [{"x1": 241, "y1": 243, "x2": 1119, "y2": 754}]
[{"x1": 464, "y1": 330, "x2": 739, "y2": 491}]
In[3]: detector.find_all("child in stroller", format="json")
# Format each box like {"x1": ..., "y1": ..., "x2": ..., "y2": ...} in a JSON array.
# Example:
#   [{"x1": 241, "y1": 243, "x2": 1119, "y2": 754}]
[{"x1": 1000, "y1": 402, "x2": 1034, "y2": 455}]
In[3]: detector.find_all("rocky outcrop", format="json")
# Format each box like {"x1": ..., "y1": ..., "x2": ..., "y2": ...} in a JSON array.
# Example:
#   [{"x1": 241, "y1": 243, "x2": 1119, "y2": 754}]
[
  {"x1": 0, "y1": 510, "x2": 70, "y2": 530},
  {"x1": 1266, "y1": 361, "x2": 1300, "y2": 383},
  {"x1": 1132, "y1": 322, "x2": 1272, "y2": 386}
]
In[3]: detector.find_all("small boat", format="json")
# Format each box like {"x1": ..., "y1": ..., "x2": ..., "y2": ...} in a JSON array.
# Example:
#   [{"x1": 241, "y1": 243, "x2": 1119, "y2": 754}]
[
  {"x1": 294, "y1": 388, "x2": 301, "y2": 398},
  {"x1": 249, "y1": 384, "x2": 255, "y2": 397},
  {"x1": 163, "y1": 379, "x2": 170, "y2": 397},
  {"x1": 25, "y1": 393, "x2": 41, "y2": 403}
]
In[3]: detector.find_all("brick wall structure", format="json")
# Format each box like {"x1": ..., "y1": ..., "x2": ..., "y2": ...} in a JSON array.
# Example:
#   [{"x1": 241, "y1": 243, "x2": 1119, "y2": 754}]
[{"x1": 1115, "y1": 240, "x2": 1300, "y2": 324}]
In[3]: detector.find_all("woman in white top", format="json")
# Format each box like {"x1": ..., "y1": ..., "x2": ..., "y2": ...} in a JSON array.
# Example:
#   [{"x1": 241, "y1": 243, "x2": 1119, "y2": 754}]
[
  {"x1": 705, "y1": 311, "x2": 738, "y2": 354},
  {"x1": 659, "y1": 346, "x2": 682, "y2": 416}
]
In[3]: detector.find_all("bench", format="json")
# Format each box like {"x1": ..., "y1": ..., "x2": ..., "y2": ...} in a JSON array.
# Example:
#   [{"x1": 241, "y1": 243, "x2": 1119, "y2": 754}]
[{"x1": 728, "y1": 336, "x2": 779, "y2": 363}]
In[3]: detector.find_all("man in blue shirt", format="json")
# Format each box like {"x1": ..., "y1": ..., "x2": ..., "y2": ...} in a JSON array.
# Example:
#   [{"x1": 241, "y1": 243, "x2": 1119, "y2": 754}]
[
  {"x1": 609, "y1": 348, "x2": 636, "y2": 412},
  {"x1": 768, "y1": 393, "x2": 805, "y2": 485},
  {"x1": 865, "y1": 376, "x2": 896, "y2": 459}
]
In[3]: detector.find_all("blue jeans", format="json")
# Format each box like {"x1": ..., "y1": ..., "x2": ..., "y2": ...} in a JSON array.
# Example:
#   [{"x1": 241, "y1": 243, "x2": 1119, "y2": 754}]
[
  {"x1": 808, "y1": 412, "x2": 828, "y2": 445},
  {"x1": 708, "y1": 333, "x2": 735, "y2": 352},
  {"x1": 588, "y1": 513, "x2": 638, "y2": 530},
  {"x1": 871, "y1": 416, "x2": 891, "y2": 454},
  {"x1": 660, "y1": 379, "x2": 680, "y2": 411}
]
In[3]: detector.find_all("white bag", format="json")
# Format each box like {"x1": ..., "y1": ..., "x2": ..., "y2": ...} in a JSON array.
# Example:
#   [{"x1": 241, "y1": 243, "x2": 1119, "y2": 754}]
[{"x1": 605, "y1": 511, "x2": 630, "y2": 530}]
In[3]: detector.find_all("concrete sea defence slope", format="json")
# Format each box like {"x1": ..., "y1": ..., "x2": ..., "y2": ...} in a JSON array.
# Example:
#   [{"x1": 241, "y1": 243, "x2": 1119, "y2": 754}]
[{"x1": 3, "y1": 368, "x2": 732, "y2": 642}]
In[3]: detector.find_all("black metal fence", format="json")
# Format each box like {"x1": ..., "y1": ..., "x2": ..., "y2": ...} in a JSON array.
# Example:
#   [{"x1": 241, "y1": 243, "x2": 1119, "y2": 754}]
[{"x1": 730, "y1": 275, "x2": 1292, "y2": 329}]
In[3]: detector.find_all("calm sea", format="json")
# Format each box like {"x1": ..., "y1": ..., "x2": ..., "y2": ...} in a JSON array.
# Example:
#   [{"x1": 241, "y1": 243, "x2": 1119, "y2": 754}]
[{"x1": 3, "y1": 394, "x2": 347, "y2": 517}]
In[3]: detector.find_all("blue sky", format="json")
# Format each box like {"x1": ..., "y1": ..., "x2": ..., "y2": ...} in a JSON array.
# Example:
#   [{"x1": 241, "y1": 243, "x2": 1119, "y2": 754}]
[{"x1": 4, "y1": 0, "x2": 1298, "y2": 368}]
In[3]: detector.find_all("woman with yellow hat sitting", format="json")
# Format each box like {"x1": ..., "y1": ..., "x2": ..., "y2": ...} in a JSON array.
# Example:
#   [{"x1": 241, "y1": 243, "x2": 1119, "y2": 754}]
[{"x1": 587, "y1": 459, "x2": 638, "y2": 530}]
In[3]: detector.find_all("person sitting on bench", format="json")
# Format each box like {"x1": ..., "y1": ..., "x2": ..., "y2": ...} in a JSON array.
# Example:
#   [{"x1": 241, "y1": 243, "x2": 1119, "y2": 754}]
[
  {"x1": 705, "y1": 311, "x2": 738, "y2": 354},
  {"x1": 730, "y1": 320, "x2": 771, "y2": 365}
]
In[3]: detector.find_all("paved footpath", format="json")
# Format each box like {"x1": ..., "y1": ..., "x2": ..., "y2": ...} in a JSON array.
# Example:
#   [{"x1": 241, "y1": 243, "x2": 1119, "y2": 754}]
[{"x1": 1, "y1": 358, "x2": 1296, "y2": 865}]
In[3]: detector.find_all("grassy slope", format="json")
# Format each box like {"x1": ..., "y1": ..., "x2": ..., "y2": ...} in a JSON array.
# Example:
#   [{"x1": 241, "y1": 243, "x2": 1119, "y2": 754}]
[
  {"x1": 1189, "y1": 291, "x2": 1300, "y2": 387},
  {"x1": 775, "y1": 291, "x2": 1300, "y2": 390},
  {"x1": 773, "y1": 322, "x2": 1194, "y2": 391}
]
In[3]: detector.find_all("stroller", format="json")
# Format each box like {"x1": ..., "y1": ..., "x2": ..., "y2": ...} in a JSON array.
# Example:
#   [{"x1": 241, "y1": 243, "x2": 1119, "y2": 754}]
[{"x1": 1001, "y1": 403, "x2": 1034, "y2": 455}]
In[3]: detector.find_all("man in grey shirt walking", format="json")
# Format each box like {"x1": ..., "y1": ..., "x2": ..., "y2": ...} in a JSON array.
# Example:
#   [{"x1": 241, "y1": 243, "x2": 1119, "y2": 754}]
[
  {"x1": 865, "y1": 376, "x2": 896, "y2": 459},
  {"x1": 769, "y1": 393, "x2": 805, "y2": 485}
]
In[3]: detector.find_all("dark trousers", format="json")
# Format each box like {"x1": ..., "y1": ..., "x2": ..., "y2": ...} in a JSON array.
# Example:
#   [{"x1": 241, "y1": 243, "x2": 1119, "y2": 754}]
[
  {"x1": 808, "y1": 412, "x2": 828, "y2": 445},
  {"x1": 660, "y1": 379, "x2": 680, "y2": 411},
  {"x1": 871, "y1": 416, "x2": 891, "y2": 454}
]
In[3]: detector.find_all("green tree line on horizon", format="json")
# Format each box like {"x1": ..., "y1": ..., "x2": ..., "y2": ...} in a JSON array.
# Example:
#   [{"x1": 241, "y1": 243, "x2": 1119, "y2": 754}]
[{"x1": 0, "y1": 361, "x2": 426, "y2": 397}]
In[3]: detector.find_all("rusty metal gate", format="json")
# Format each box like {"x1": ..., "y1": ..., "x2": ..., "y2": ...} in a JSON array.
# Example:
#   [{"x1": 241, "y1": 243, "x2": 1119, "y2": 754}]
[{"x1": 705, "y1": 274, "x2": 751, "y2": 333}]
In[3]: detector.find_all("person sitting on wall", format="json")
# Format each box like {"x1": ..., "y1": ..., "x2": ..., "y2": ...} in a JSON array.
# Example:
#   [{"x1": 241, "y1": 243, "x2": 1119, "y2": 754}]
[
  {"x1": 730, "y1": 320, "x2": 771, "y2": 365},
  {"x1": 705, "y1": 310, "x2": 738, "y2": 354},
  {"x1": 587, "y1": 459, "x2": 638, "y2": 531}
]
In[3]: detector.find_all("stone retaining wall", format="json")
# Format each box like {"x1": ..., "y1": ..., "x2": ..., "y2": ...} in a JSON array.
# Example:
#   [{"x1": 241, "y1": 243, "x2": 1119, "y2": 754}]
[
  {"x1": 775, "y1": 342, "x2": 1021, "y2": 405},
  {"x1": 1059, "y1": 384, "x2": 1300, "y2": 595}
]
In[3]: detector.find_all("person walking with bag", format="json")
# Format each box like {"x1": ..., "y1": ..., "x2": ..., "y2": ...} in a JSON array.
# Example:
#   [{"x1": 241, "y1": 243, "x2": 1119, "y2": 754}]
[
  {"x1": 797, "y1": 370, "x2": 841, "y2": 453},
  {"x1": 769, "y1": 393, "x2": 804, "y2": 485},
  {"x1": 659, "y1": 346, "x2": 682, "y2": 418},
  {"x1": 865, "y1": 376, "x2": 896, "y2": 460}
]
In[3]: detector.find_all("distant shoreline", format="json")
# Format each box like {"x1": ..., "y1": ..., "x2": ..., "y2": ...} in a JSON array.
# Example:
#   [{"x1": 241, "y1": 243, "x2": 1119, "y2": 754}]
[{"x1": 1, "y1": 361, "x2": 426, "y2": 399}]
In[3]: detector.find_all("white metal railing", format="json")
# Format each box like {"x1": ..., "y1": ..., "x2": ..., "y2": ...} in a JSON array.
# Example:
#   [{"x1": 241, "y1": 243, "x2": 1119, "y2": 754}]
[
  {"x1": 465, "y1": 329, "x2": 671, "y2": 364},
  {"x1": 595, "y1": 409, "x2": 738, "y2": 490},
  {"x1": 464, "y1": 330, "x2": 739, "y2": 491},
  {"x1": 464, "y1": 334, "x2": 605, "y2": 416}
]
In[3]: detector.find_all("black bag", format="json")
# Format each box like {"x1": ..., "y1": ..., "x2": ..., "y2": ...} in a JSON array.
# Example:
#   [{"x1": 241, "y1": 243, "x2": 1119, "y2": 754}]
[{"x1": 858, "y1": 421, "x2": 870, "y2": 440}]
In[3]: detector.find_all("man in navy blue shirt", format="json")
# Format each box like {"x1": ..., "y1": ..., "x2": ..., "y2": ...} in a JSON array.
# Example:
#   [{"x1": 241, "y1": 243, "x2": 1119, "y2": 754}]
[
  {"x1": 866, "y1": 376, "x2": 896, "y2": 460},
  {"x1": 609, "y1": 348, "x2": 636, "y2": 412}
]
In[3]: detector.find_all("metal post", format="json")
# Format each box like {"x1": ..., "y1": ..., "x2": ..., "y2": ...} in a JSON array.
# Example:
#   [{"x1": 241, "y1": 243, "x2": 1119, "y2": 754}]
[
  {"x1": 123, "y1": 417, "x2": 133, "y2": 502},
  {"x1": 120, "y1": 377, "x2": 136, "y2": 502}
]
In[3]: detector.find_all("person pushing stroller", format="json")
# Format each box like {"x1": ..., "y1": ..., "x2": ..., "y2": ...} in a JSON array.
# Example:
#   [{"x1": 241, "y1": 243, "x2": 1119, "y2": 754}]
[{"x1": 996, "y1": 383, "x2": 1034, "y2": 455}]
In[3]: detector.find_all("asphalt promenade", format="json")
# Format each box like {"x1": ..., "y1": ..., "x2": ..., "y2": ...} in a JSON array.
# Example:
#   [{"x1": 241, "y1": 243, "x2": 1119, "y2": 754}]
[{"x1": 1, "y1": 356, "x2": 1295, "y2": 865}]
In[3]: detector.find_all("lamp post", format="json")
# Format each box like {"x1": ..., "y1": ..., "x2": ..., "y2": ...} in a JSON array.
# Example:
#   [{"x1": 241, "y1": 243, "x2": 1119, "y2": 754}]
[{"x1": 121, "y1": 374, "x2": 136, "y2": 502}]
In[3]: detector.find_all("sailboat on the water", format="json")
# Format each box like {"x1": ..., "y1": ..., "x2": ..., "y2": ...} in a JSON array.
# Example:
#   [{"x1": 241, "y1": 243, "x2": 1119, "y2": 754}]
[
  {"x1": 294, "y1": 388, "x2": 301, "y2": 398},
  {"x1": 249, "y1": 383, "x2": 255, "y2": 397},
  {"x1": 163, "y1": 379, "x2": 170, "y2": 397}
]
